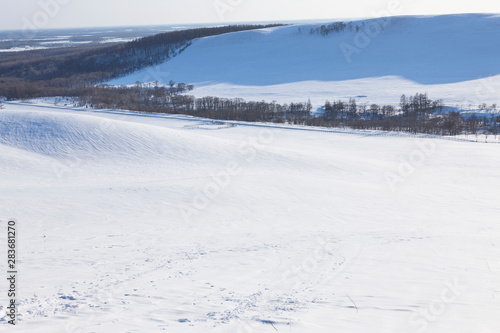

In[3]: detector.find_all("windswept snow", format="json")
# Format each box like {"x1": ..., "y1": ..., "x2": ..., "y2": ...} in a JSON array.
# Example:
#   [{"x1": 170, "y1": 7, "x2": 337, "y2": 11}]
[
  {"x1": 1, "y1": 102, "x2": 499, "y2": 332},
  {"x1": 109, "y1": 14, "x2": 500, "y2": 107},
  {"x1": 0, "y1": 109, "x2": 233, "y2": 163}
]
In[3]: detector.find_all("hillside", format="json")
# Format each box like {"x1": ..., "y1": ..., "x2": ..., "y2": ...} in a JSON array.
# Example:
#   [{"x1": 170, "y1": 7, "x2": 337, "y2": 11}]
[
  {"x1": 110, "y1": 14, "x2": 500, "y2": 108},
  {"x1": 0, "y1": 24, "x2": 283, "y2": 96}
]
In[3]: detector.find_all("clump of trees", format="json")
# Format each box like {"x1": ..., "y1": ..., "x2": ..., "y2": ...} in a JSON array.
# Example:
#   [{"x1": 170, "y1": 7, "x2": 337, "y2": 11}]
[
  {"x1": 309, "y1": 21, "x2": 364, "y2": 36},
  {"x1": 319, "y1": 93, "x2": 498, "y2": 136}
]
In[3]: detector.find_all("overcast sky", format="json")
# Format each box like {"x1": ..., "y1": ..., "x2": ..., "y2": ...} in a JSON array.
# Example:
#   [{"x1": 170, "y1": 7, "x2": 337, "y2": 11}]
[{"x1": 1, "y1": 0, "x2": 499, "y2": 31}]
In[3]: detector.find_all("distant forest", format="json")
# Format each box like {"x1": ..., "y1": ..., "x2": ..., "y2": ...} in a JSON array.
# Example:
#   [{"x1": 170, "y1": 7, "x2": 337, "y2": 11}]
[
  {"x1": 0, "y1": 24, "x2": 284, "y2": 97},
  {"x1": 0, "y1": 24, "x2": 499, "y2": 137}
]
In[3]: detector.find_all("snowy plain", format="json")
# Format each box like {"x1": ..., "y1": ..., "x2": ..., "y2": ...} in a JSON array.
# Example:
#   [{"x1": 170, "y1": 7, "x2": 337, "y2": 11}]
[{"x1": 0, "y1": 100, "x2": 499, "y2": 332}]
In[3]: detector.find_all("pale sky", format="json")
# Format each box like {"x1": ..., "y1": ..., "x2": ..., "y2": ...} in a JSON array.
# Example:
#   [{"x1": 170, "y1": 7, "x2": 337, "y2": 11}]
[{"x1": 1, "y1": 0, "x2": 499, "y2": 31}]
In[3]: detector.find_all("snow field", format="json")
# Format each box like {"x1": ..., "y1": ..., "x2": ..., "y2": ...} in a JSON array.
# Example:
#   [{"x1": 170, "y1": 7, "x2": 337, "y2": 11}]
[{"x1": 0, "y1": 102, "x2": 499, "y2": 332}]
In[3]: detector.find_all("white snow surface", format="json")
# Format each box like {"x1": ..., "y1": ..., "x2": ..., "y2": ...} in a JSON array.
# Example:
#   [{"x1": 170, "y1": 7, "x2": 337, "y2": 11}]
[
  {"x1": 109, "y1": 14, "x2": 500, "y2": 108},
  {"x1": 0, "y1": 101, "x2": 499, "y2": 332}
]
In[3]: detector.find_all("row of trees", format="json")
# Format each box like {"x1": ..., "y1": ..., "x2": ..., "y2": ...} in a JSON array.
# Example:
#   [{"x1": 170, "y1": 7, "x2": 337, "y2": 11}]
[
  {"x1": 74, "y1": 84, "x2": 312, "y2": 123},
  {"x1": 0, "y1": 77, "x2": 497, "y2": 137},
  {"x1": 70, "y1": 86, "x2": 499, "y2": 136}
]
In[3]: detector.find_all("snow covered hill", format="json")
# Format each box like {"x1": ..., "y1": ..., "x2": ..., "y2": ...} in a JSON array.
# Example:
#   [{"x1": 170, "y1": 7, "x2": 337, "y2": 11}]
[
  {"x1": 109, "y1": 14, "x2": 500, "y2": 108},
  {"x1": 1, "y1": 101, "x2": 499, "y2": 332}
]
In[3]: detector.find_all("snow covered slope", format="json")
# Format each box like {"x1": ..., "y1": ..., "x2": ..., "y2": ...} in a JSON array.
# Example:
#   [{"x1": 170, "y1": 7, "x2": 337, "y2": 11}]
[
  {"x1": 109, "y1": 14, "x2": 500, "y2": 108},
  {"x1": 1, "y1": 102, "x2": 499, "y2": 332}
]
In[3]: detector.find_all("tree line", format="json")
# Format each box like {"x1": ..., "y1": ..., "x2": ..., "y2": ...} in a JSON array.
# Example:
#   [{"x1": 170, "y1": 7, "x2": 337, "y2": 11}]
[
  {"x1": 67, "y1": 86, "x2": 499, "y2": 137},
  {"x1": 1, "y1": 78, "x2": 497, "y2": 137},
  {"x1": 73, "y1": 84, "x2": 312, "y2": 123}
]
